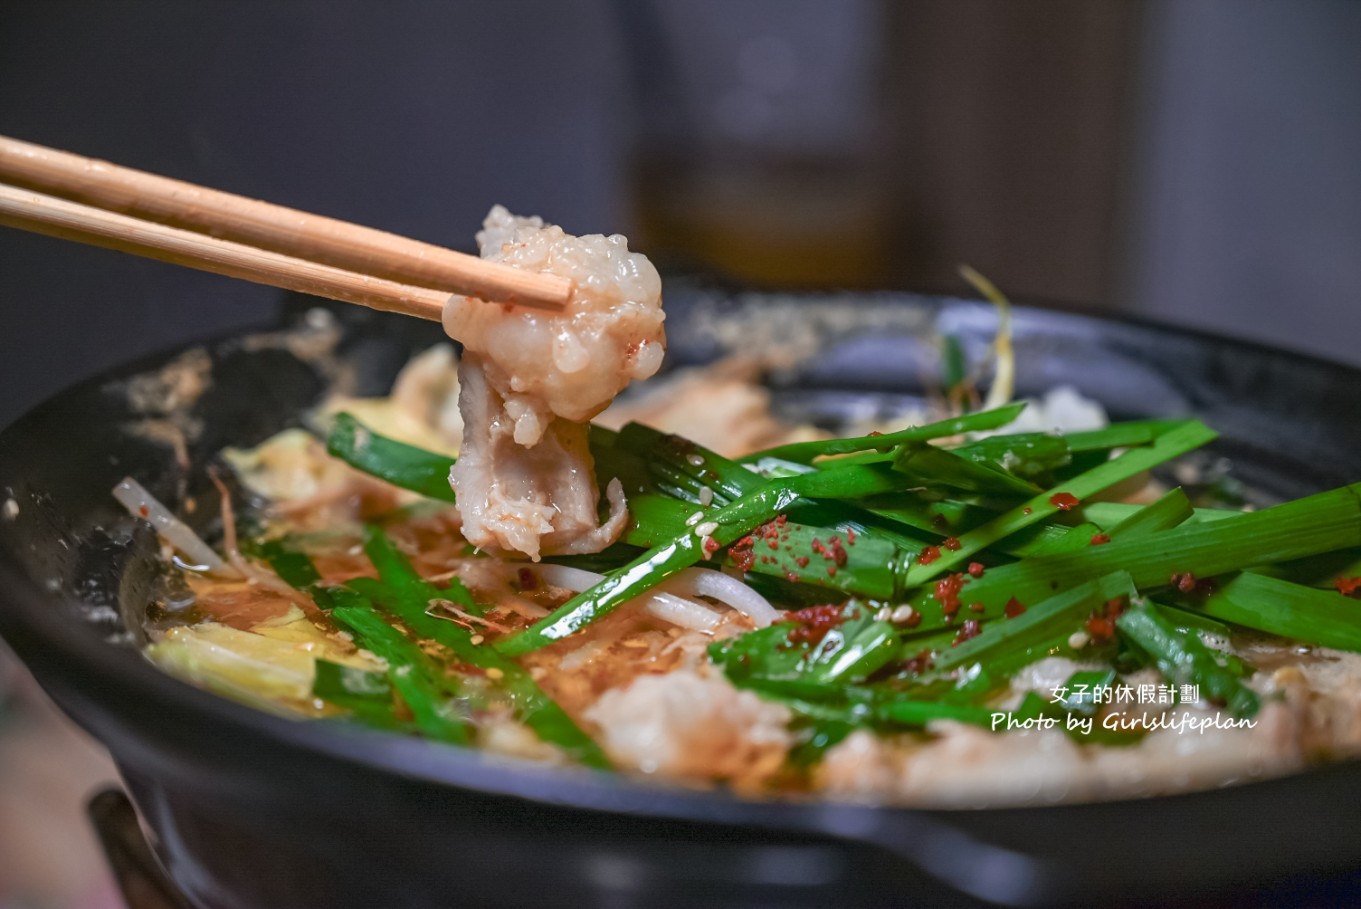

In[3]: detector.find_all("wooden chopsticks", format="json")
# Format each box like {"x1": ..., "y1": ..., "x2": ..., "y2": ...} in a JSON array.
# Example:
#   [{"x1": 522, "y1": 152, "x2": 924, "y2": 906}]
[{"x1": 0, "y1": 135, "x2": 574, "y2": 318}]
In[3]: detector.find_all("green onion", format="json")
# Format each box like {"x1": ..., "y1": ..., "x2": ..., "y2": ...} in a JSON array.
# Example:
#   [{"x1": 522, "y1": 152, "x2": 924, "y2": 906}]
[
  {"x1": 326, "y1": 412, "x2": 455, "y2": 502},
  {"x1": 353, "y1": 527, "x2": 609, "y2": 767},
  {"x1": 1116, "y1": 600, "x2": 1260, "y2": 716},
  {"x1": 893, "y1": 443, "x2": 1042, "y2": 497},
  {"x1": 903, "y1": 482, "x2": 1361, "y2": 632},
  {"x1": 311, "y1": 659, "x2": 409, "y2": 731},
  {"x1": 328, "y1": 603, "x2": 472, "y2": 744},
  {"x1": 252, "y1": 537, "x2": 323, "y2": 588},
  {"x1": 738, "y1": 402, "x2": 1028, "y2": 465},
  {"x1": 1179, "y1": 572, "x2": 1361, "y2": 654},
  {"x1": 931, "y1": 571, "x2": 1136, "y2": 676},
  {"x1": 1106, "y1": 488, "x2": 1195, "y2": 538},
  {"x1": 902, "y1": 421, "x2": 1218, "y2": 584},
  {"x1": 497, "y1": 463, "x2": 914, "y2": 655}
]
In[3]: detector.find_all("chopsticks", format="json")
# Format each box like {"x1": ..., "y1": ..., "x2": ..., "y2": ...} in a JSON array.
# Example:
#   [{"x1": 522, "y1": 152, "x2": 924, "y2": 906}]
[{"x1": 0, "y1": 135, "x2": 574, "y2": 318}]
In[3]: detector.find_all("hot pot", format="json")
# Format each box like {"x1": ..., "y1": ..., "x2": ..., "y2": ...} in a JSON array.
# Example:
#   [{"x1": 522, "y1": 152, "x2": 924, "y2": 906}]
[{"x1": 2, "y1": 284, "x2": 1359, "y2": 908}]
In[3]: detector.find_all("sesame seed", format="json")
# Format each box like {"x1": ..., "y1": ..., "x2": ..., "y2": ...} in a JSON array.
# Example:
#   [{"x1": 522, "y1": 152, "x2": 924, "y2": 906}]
[
  {"x1": 685, "y1": 510, "x2": 705, "y2": 526},
  {"x1": 486, "y1": 667, "x2": 504, "y2": 680},
  {"x1": 698, "y1": 486, "x2": 714, "y2": 506},
  {"x1": 890, "y1": 605, "x2": 916, "y2": 624},
  {"x1": 695, "y1": 521, "x2": 719, "y2": 538},
  {"x1": 1068, "y1": 631, "x2": 1090, "y2": 650},
  {"x1": 469, "y1": 634, "x2": 485, "y2": 645}
]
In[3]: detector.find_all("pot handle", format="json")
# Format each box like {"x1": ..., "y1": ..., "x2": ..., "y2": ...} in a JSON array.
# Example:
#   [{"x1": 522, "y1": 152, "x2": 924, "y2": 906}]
[{"x1": 88, "y1": 788, "x2": 195, "y2": 909}]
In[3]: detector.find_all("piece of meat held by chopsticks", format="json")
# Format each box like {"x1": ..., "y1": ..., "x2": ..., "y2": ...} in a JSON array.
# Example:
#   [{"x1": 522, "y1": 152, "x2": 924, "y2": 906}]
[
  {"x1": 0, "y1": 136, "x2": 667, "y2": 560},
  {"x1": 447, "y1": 206, "x2": 666, "y2": 560}
]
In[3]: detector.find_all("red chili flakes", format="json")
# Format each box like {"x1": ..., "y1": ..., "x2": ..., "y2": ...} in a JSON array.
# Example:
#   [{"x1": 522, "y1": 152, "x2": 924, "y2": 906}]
[
  {"x1": 934, "y1": 572, "x2": 969, "y2": 617},
  {"x1": 1090, "y1": 533, "x2": 1111, "y2": 546},
  {"x1": 969, "y1": 601, "x2": 986, "y2": 613},
  {"x1": 1170, "y1": 571, "x2": 1199, "y2": 594},
  {"x1": 826, "y1": 565, "x2": 838, "y2": 577},
  {"x1": 942, "y1": 537, "x2": 962, "y2": 551},
  {"x1": 952, "y1": 619, "x2": 983, "y2": 647},
  {"x1": 516, "y1": 567, "x2": 539, "y2": 591},
  {"x1": 918, "y1": 545, "x2": 942, "y2": 565},
  {"x1": 846, "y1": 528, "x2": 857, "y2": 545},
  {"x1": 1085, "y1": 614, "x2": 1117, "y2": 642},
  {"x1": 867, "y1": 430, "x2": 884, "y2": 438},
  {"x1": 1049, "y1": 492, "x2": 1080, "y2": 511},
  {"x1": 967, "y1": 561, "x2": 986, "y2": 578},
  {"x1": 138, "y1": 505, "x2": 150, "y2": 517},
  {"x1": 931, "y1": 513, "x2": 950, "y2": 529},
  {"x1": 794, "y1": 555, "x2": 811, "y2": 568},
  {"x1": 729, "y1": 535, "x2": 757, "y2": 573},
  {"x1": 1084, "y1": 596, "x2": 1127, "y2": 643},
  {"x1": 1022, "y1": 506, "x2": 1034, "y2": 515},
  {"x1": 904, "y1": 610, "x2": 923, "y2": 628},
  {"x1": 785, "y1": 571, "x2": 800, "y2": 583},
  {"x1": 702, "y1": 535, "x2": 721, "y2": 557},
  {"x1": 753, "y1": 518, "x2": 786, "y2": 552},
  {"x1": 1004, "y1": 597, "x2": 1027, "y2": 618},
  {"x1": 783, "y1": 604, "x2": 846, "y2": 647},
  {"x1": 902, "y1": 649, "x2": 935, "y2": 675},
  {"x1": 1335, "y1": 576, "x2": 1361, "y2": 598}
]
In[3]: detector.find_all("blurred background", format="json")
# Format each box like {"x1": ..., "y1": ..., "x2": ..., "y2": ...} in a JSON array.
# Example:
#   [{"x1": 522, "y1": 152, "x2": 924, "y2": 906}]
[{"x1": 0, "y1": 1, "x2": 1358, "y2": 906}]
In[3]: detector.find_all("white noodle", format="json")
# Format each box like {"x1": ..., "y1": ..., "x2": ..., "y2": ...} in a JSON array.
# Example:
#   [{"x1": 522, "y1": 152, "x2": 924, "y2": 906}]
[
  {"x1": 535, "y1": 564, "x2": 722, "y2": 633},
  {"x1": 534, "y1": 564, "x2": 779, "y2": 631},
  {"x1": 112, "y1": 477, "x2": 234, "y2": 576},
  {"x1": 658, "y1": 569, "x2": 781, "y2": 628}
]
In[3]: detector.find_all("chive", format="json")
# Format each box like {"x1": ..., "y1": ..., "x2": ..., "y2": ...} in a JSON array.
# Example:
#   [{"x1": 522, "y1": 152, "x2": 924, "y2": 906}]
[
  {"x1": 1152, "y1": 602, "x2": 1233, "y2": 639},
  {"x1": 312, "y1": 659, "x2": 409, "y2": 731},
  {"x1": 497, "y1": 463, "x2": 913, "y2": 655},
  {"x1": 354, "y1": 528, "x2": 608, "y2": 767},
  {"x1": 893, "y1": 443, "x2": 1042, "y2": 497},
  {"x1": 1106, "y1": 488, "x2": 1195, "y2": 538},
  {"x1": 1055, "y1": 668, "x2": 1119, "y2": 718},
  {"x1": 931, "y1": 571, "x2": 1136, "y2": 676},
  {"x1": 738, "y1": 402, "x2": 1028, "y2": 465},
  {"x1": 1116, "y1": 600, "x2": 1260, "y2": 716},
  {"x1": 360, "y1": 525, "x2": 479, "y2": 614},
  {"x1": 1013, "y1": 671, "x2": 1145, "y2": 746},
  {"x1": 902, "y1": 421, "x2": 1219, "y2": 584},
  {"x1": 946, "y1": 432, "x2": 1071, "y2": 480},
  {"x1": 329, "y1": 603, "x2": 472, "y2": 744},
  {"x1": 1060, "y1": 421, "x2": 1176, "y2": 452},
  {"x1": 1179, "y1": 572, "x2": 1361, "y2": 654},
  {"x1": 854, "y1": 492, "x2": 1074, "y2": 558},
  {"x1": 1076, "y1": 500, "x2": 1237, "y2": 527},
  {"x1": 1021, "y1": 521, "x2": 1104, "y2": 557},
  {"x1": 251, "y1": 537, "x2": 323, "y2": 588},
  {"x1": 903, "y1": 483, "x2": 1361, "y2": 632},
  {"x1": 326, "y1": 412, "x2": 456, "y2": 502},
  {"x1": 873, "y1": 699, "x2": 1001, "y2": 729},
  {"x1": 734, "y1": 676, "x2": 1003, "y2": 732}
]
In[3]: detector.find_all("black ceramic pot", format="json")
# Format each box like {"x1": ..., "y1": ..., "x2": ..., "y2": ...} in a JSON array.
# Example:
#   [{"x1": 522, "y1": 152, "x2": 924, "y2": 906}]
[{"x1": 2, "y1": 285, "x2": 1359, "y2": 909}]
